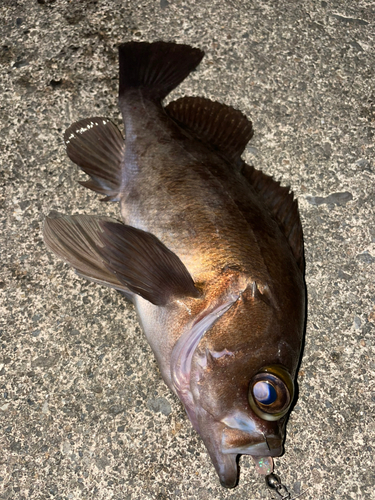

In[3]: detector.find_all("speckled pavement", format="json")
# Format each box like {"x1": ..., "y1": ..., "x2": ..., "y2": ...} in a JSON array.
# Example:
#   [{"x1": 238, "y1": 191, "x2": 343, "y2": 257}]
[{"x1": 1, "y1": 1, "x2": 374, "y2": 499}]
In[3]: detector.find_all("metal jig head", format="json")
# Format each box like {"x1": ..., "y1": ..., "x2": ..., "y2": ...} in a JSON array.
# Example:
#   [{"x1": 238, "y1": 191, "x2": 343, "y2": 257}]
[{"x1": 265, "y1": 473, "x2": 309, "y2": 500}]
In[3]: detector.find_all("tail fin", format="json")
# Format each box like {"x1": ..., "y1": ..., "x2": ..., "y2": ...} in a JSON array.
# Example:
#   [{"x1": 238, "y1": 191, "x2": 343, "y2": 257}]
[{"x1": 118, "y1": 41, "x2": 204, "y2": 101}]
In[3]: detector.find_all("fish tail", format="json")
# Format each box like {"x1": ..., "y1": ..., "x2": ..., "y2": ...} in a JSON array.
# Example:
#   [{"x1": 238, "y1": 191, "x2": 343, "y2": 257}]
[{"x1": 118, "y1": 41, "x2": 204, "y2": 101}]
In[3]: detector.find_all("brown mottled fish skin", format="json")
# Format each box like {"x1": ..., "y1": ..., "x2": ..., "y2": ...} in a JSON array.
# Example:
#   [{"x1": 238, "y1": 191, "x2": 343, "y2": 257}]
[{"x1": 43, "y1": 41, "x2": 305, "y2": 488}]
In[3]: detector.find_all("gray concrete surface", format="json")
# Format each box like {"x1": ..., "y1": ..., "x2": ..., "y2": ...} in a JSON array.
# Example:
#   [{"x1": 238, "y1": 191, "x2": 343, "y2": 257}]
[{"x1": 1, "y1": 1, "x2": 374, "y2": 499}]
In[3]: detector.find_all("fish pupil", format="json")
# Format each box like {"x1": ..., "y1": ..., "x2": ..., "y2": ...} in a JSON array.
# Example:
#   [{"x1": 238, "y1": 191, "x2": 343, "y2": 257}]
[{"x1": 253, "y1": 381, "x2": 277, "y2": 405}]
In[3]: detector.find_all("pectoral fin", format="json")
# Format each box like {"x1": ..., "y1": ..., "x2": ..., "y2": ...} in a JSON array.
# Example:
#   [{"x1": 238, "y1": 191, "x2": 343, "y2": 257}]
[
  {"x1": 43, "y1": 213, "x2": 132, "y2": 295},
  {"x1": 44, "y1": 214, "x2": 199, "y2": 306},
  {"x1": 98, "y1": 220, "x2": 200, "y2": 306}
]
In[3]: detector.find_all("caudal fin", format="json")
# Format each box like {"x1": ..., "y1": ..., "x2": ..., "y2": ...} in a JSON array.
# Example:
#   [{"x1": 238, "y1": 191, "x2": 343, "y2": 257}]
[{"x1": 118, "y1": 41, "x2": 204, "y2": 101}]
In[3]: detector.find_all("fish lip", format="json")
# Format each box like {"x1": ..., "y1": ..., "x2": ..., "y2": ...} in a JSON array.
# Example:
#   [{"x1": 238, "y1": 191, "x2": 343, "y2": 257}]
[
  {"x1": 222, "y1": 443, "x2": 283, "y2": 457},
  {"x1": 220, "y1": 413, "x2": 283, "y2": 456},
  {"x1": 214, "y1": 452, "x2": 239, "y2": 489},
  {"x1": 220, "y1": 477, "x2": 238, "y2": 489},
  {"x1": 243, "y1": 445, "x2": 282, "y2": 457},
  {"x1": 221, "y1": 433, "x2": 283, "y2": 457}
]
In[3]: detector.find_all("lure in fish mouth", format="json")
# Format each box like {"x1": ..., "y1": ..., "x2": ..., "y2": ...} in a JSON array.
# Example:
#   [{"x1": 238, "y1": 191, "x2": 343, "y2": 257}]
[{"x1": 43, "y1": 41, "x2": 305, "y2": 488}]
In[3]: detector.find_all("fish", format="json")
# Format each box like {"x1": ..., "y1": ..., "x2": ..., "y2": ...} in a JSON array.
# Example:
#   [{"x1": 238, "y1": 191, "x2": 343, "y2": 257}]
[{"x1": 43, "y1": 41, "x2": 305, "y2": 488}]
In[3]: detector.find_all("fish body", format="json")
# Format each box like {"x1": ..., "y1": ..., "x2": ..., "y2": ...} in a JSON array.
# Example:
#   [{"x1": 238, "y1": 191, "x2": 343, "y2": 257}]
[{"x1": 44, "y1": 42, "x2": 305, "y2": 487}]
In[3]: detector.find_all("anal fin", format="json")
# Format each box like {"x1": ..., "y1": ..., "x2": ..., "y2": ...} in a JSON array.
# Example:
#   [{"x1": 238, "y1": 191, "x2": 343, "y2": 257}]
[{"x1": 64, "y1": 117, "x2": 125, "y2": 201}]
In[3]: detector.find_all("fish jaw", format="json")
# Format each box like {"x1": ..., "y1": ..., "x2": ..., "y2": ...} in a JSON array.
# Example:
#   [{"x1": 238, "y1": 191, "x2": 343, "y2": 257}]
[
  {"x1": 174, "y1": 280, "x2": 303, "y2": 486},
  {"x1": 220, "y1": 412, "x2": 283, "y2": 456},
  {"x1": 194, "y1": 405, "x2": 284, "y2": 488},
  {"x1": 168, "y1": 279, "x2": 295, "y2": 487}
]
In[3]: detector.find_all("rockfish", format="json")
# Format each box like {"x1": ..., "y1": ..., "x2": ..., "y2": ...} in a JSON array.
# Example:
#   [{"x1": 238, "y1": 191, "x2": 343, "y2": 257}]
[{"x1": 43, "y1": 41, "x2": 305, "y2": 488}]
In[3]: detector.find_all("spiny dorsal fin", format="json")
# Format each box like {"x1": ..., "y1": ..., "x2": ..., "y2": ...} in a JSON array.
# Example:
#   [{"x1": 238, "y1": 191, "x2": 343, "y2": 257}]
[
  {"x1": 118, "y1": 42, "x2": 204, "y2": 101},
  {"x1": 64, "y1": 117, "x2": 125, "y2": 201},
  {"x1": 241, "y1": 163, "x2": 304, "y2": 272},
  {"x1": 166, "y1": 96, "x2": 253, "y2": 165}
]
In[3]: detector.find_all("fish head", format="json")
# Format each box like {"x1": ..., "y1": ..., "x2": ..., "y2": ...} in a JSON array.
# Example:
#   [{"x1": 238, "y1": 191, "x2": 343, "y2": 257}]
[{"x1": 183, "y1": 280, "x2": 304, "y2": 487}]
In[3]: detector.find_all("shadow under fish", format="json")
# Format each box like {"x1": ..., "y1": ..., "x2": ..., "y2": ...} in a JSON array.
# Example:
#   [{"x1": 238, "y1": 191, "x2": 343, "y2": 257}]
[{"x1": 43, "y1": 41, "x2": 305, "y2": 488}]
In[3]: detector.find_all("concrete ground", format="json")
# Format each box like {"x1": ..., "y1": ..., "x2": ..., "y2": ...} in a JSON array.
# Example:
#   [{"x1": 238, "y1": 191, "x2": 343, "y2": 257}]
[{"x1": 1, "y1": 0, "x2": 374, "y2": 499}]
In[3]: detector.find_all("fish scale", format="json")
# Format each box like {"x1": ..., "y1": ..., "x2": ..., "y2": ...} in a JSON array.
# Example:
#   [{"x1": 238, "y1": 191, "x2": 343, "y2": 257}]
[{"x1": 117, "y1": 111, "x2": 270, "y2": 282}]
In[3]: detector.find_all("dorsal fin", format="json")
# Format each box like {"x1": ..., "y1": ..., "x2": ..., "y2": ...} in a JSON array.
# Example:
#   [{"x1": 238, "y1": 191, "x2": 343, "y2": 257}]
[
  {"x1": 241, "y1": 163, "x2": 304, "y2": 272},
  {"x1": 166, "y1": 97, "x2": 253, "y2": 165}
]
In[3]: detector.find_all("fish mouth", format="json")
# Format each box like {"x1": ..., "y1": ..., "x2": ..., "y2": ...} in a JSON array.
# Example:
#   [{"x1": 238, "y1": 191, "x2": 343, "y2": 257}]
[
  {"x1": 221, "y1": 413, "x2": 283, "y2": 456},
  {"x1": 196, "y1": 410, "x2": 285, "y2": 487},
  {"x1": 212, "y1": 427, "x2": 283, "y2": 487},
  {"x1": 222, "y1": 437, "x2": 283, "y2": 457},
  {"x1": 214, "y1": 436, "x2": 282, "y2": 488}
]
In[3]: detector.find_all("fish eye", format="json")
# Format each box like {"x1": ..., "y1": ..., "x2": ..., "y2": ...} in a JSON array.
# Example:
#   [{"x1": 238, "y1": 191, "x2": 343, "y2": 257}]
[
  {"x1": 248, "y1": 365, "x2": 294, "y2": 421},
  {"x1": 253, "y1": 381, "x2": 277, "y2": 405}
]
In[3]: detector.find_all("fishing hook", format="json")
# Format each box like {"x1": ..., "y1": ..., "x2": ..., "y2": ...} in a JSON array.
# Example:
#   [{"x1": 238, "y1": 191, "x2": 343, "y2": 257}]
[{"x1": 265, "y1": 473, "x2": 310, "y2": 500}]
